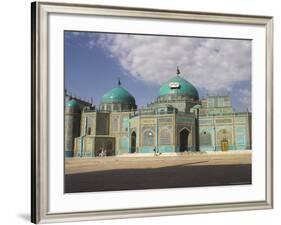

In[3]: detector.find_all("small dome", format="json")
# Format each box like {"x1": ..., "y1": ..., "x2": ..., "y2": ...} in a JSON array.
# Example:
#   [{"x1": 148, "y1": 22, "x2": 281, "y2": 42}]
[
  {"x1": 65, "y1": 99, "x2": 79, "y2": 107},
  {"x1": 158, "y1": 76, "x2": 199, "y2": 100},
  {"x1": 101, "y1": 86, "x2": 136, "y2": 105}
]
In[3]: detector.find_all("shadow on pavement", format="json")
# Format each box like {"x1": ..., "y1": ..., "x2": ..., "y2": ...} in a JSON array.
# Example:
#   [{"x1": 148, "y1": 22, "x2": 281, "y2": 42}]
[{"x1": 64, "y1": 164, "x2": 251, "y2": 193}]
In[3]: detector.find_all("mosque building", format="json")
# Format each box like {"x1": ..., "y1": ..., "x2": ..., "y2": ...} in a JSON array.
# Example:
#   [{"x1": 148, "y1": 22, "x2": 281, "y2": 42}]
[{"x1": 64, "y1": 69, "x2": 251, "y2": 157}]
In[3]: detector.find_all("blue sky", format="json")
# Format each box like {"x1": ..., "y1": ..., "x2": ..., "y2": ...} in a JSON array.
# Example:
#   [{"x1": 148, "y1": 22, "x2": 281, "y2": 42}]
[{"x1": 65, "y1": 31, "x2": 251, "y2": 112}]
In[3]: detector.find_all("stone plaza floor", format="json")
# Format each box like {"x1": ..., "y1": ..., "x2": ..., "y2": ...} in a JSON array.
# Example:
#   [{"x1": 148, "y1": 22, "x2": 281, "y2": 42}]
[{"x1": 64, "y1": 151, "x2": 252, "y2": 193}]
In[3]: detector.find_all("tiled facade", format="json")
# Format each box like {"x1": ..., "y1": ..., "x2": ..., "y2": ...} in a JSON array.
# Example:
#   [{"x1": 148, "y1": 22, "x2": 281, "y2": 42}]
[{"x1": 65, "y1": 75, "x2": 251, "y2": 157}]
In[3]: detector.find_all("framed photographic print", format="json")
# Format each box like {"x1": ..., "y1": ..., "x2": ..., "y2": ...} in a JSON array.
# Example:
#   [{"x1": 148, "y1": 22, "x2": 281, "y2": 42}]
[{"x1": 31, "y1": 1, "x2": 273, "y2": 224}]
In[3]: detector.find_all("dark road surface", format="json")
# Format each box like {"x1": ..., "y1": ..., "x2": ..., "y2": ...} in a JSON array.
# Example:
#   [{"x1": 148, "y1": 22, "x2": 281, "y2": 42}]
[{"x1": 65, "y1": 163, "x2": 251, "y2": 193}]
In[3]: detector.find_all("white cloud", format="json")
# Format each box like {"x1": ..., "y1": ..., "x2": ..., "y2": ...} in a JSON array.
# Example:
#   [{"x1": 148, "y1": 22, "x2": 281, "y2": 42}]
[{"x1": 93, "y1": 34, "x2": 251, "y2": 92}]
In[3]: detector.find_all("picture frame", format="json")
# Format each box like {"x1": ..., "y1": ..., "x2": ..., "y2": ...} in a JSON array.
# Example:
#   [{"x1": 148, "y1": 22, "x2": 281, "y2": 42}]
[{"x1": 31, "y1": 1, "x2": 273, "y2": 224}]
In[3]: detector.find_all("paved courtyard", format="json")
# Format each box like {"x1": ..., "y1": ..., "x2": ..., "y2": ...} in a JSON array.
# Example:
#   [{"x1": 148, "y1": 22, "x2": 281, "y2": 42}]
[{"x1": 64, "y1": 151, "x2": 251, "y2": 193}]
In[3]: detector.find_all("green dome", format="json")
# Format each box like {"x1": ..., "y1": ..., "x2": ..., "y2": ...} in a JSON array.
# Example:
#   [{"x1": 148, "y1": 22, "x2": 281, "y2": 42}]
[
  {"x1": 158, "y1": 76, "x2": 199, "y2": 100},
  {"x1": 65, "y1": 99, "x2": 79, "y2": 107},
  {"x1": 101, "y1": 86, "x2": 136, "y2": 105}
]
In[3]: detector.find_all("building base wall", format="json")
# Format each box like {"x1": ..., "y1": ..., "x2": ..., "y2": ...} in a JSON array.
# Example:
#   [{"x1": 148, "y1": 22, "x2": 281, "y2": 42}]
[
  {"x1": 65, "y1": 150, "x2": 74, "y2": 157},
  {"x1": 199, "y1": 145, "x2": 251, "y2": 151}
]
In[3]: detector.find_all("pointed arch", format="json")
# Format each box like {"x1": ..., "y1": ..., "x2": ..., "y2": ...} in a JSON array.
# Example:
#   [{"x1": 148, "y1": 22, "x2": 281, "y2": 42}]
[
  {"x1": 130, "y1": 131, "x2": 136, "y2": 153},
  {"x1": 179, "y1": 128, "x2": 190, "y2": 152}
]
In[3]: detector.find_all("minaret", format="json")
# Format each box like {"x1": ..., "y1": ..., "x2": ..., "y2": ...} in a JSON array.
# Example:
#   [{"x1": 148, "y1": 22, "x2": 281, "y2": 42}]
[
  {"x1": 64, "y1": 99, "x2": 81, "y2": 157},
  {"x1": 176, "y1": 66, "x2": 181, "y2": 76}
]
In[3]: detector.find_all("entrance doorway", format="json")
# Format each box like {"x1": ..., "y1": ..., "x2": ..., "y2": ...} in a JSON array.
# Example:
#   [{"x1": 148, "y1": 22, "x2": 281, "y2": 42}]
[
  {"x1": 131, "y1": 131, "x2": 136, "y2": 153},
  {"x1": 179, "y1": 128, "x2": 189, "y2": 152}
]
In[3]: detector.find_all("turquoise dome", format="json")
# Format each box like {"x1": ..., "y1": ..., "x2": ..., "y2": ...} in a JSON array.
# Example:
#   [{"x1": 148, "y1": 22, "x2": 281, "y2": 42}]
[
  {"x1": 65, "y1": 99, "x2": 79, "y2": 107},
  {"x1": 101, "y1": 86, "x2": 136, "y2": 105},
  {"x1": 158, "y1": 76, "x2": 199, "y2": 100}
]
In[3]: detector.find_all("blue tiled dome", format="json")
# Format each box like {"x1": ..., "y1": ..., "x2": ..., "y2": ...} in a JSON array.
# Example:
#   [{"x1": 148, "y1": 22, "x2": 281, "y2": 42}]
[
  {"x1": 65, "y1": 99, "x2": 79, "y2": 107},
  {"x1": 158, "y1": 76, "x2": 199, "y2": 100},
  {"x1": 101, "y1": 86, "x2": 136, "y2": 105}
]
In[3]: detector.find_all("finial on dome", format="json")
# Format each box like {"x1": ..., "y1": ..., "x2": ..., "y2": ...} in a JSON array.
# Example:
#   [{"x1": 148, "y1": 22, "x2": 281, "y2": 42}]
[
  {"x1": 176, "y1": 66, "x2": 180, "y2": 76},
  {"x1": 118, "y1": 77, "x2": 122, "y2": 86}
]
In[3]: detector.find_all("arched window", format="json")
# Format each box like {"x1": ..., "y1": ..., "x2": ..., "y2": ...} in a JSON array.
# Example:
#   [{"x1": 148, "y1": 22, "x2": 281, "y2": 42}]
[
  {"x1": 159, "y1": 109, "x2": 165, "y2": 114},
  {"x1": 113, "y1": 104, "x2": 119, "y2": 111},
  {"x1": 159, "y1": 128, "x2": 172, "y2": 145},
  {"x1": 131, "y1": 131, "x2": 137, "y2": 153},
  {"x1": 143, "y1": 130, "x2": 154, "y2": 146},
  {"x1": 96, "y1": 117, "x2": 108, "y2": 135},
  {"x1": 179, "y1": 128, "x2": 190, "y2": 152},
  {"x1": 200, "y1": 131, "x2": 212, "y2": 146},
  {"x1": 217, "y1": 129, "x2": 232, "y2": 144},
  {"x1": 111, "y1": 117, "x2": 119, "y2": 132}
]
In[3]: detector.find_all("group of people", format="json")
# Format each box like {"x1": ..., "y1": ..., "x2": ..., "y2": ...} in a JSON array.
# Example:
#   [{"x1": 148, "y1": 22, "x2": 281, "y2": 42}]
[
  {"x1": 97, "y1": 147, "x2": 161, "y2": 156},
  {"x1": 153, "y1": 147, "x2": 162, "y2": 156},
  {"x1": 98, "y1": 148, "x2": 107, "y2": 157}
]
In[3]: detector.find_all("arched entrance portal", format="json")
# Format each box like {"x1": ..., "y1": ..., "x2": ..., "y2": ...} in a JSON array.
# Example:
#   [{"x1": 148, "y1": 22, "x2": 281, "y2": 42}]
[
  {"x1": 130, "y1": 131, "x2": 136, "y2": 153},
  {"x1": 180, "y1": 129, "x2": 189, "y2": 152}
]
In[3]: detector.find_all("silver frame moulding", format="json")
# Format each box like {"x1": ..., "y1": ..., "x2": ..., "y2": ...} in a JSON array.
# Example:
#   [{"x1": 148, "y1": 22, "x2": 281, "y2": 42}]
[{"x1": 31, "y1": 1, "x2": 274, "y2": 224}]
